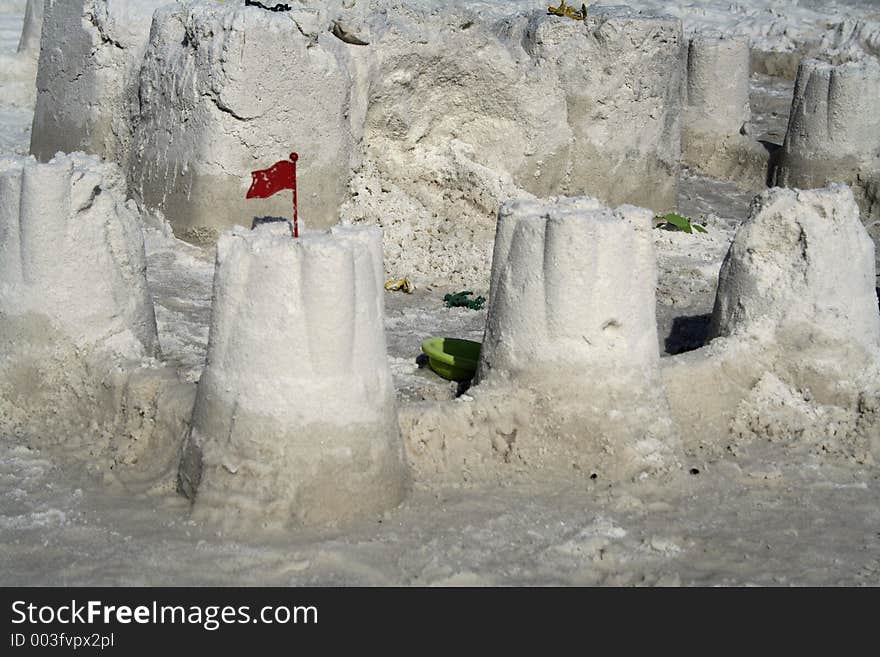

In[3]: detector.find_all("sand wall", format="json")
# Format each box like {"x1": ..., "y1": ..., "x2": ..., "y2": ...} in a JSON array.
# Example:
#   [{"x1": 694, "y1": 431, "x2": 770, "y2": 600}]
[
  {"x1": 346, "y1": 4, "x2": 685, "y2": 283},
  {"x1": 130, "y1": 2, "x2": 355, "y2": 244}
]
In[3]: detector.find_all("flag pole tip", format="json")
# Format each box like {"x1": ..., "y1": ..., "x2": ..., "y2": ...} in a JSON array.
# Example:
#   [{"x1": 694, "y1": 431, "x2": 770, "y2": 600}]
[{"x1": 290, "y1": 152, "x2": 299, "y2": 162}]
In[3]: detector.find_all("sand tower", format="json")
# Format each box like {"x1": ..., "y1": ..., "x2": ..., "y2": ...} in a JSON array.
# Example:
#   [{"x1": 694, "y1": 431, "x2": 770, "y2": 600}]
[
  {"x1": 686, "y1": 35, "x2": 750, "y2": 137},
  {"x1": 707, "y1": 184, "x2": 879, "y2": 403},
  {"x1": 0, "y1": 153, "x2": 162, "y2": 452},
  {"x1": 16, "y1": 0, "x2": 43, "y2": 57},
  {"x1": 774, "y1": 58, "x2": 880, "y2": 191},
  {"x1": 178, "y1": 225, "x2": 407, "y2": 531},
  {"x1": 682, "y1": 34, "x2": 768, "y2": 187},
  {"x1": 0, "y1": 153, "x2": 158, "y2": 357},
  {"x1": 662, "y1": 184, "x2": 880, "y2": 444},
  {"x1": 31, "y1": 0, "x2": 168, "y2": 164},
  {"x1": 773, "y1": 58, "x2": 880, "y2": 221},
  {"x1": 130, "y1": 2, "x2": 353, "y2": 244},
  {"x1": 480, "y1": 197, "x2": 661, "y2": 384},
  {"x1": 475, "y1": 197, "x2": 678, "y2": 474},
  {"x1": 520, "y1": 7, "x2": 684, "y2": 211}
]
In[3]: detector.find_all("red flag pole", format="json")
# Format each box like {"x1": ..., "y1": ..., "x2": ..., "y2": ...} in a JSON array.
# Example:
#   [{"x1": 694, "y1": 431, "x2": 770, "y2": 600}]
[
  {"x1": 245, "y1": 152, "x2": 300, "y2": 238},
  {"x1": 290, "y1": 152, "x2": 299, "y2": 238}
]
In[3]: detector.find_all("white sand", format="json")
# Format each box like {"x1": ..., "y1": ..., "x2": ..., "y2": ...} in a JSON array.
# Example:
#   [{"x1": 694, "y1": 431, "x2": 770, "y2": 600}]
[{"x1": 1, "y1": 2, "x2": 879, "y2": 586}]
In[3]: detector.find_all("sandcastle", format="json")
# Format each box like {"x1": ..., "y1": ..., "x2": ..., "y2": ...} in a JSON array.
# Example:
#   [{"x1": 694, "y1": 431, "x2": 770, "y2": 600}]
[
  {"x1": 402, "y1": 181, "x2": 880, "y2": 479},
  {"x1": 0, "y1": 154, "x2": 194, "y2": 483},
  {"x1": 130, "y1": 2, "x2": 354, "y2": 244},
  {"x1": 404, "y1": 185, "x2": 878, "y2": 482},
  {"x1": 771, "y1": 57, "x2": 880, "y2": 276},
  {"x1": 6, "y1": 1, "x2": 879, "y2": 534},
  {"x1": 29, "y1": 1, "x2": 685, "y2": 278},
  {"x1": 681, "y1": 34, "x2": 770, "y2": 189},
  {"x1": 30, "y1": 0, "x2": 168, "y2": 164},
  {"x1": 16, "y1": 0, "x2": 42, "y2": 57},
  {"x1": 178, "y1": 225, "x2": 408, "y2": 530}
]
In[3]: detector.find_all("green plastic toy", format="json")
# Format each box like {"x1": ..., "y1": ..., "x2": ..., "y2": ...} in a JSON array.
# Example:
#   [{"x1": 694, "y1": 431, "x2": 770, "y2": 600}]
[
  {"x1": 443, "y1": 291, "x2": 486, "y2": 310},
  {"x1": 421, "y1": 338, "x2": 482, "y2": 382}
]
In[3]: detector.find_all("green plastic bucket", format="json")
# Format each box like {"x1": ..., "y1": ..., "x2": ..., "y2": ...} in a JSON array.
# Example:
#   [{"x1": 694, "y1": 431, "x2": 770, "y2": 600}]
[{"x1": 421, "y1": 338, "x2": 482, "y2": 382}]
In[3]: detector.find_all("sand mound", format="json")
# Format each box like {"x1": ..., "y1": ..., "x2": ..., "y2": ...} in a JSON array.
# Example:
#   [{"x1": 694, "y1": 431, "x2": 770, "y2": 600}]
[{"x1": 665, "y1": 184, "x2": 880, "y2": 458}]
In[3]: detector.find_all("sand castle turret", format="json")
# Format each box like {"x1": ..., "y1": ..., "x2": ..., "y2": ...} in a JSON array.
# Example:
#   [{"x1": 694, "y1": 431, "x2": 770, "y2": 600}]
[
  {"x1": 774, "y1": 58, "x2": 880, "y2": 188},
  {"x1": 0, "y1": 153, "x2": 158, "y2": 358},
  {"x1": 686, "y1": 35, "x2": 751, "y2": 137},
  {"x1": 130, "y1": 3, "x2": 353, "y2": 244},
  {"x1": 682, "y1": 34, "x2": 768, "y2": 188},
  {"x1": 178, "y1": 225, "x2": 407, "y2": 531},
  {"x1": 479, "y1": 198, "x2": 662, "y2": 384},
  {"x1": 773, "y1": 58, "x2": 880, "y2": 225},
  {"x1": 519, "y1": 7, "x2": 684, "y2": 212},
  {"x1": 0, "y1": 153, "x2": 170, "y2": 466},
  {"x1": 31, "y1": 0, "x2": 168, "y2": 164},
  {"x1": 474, "y1": 197, "x2": 678, "y2": 475},
  {"x1": 16, "y1": 0, "x2": 43, "y2": 57},
  {"x1": 0, "y1": 0, "x2": 43, "y2": 98}
]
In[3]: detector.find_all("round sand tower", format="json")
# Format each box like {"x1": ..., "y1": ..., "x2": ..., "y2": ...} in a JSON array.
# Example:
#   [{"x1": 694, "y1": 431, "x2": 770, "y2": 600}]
[
  {"x1": 475, "y1": 197, "x2": 678, "y2": 475},
  {"x1": 0, "y1": 153, "x2": 161, "y2": 450},
  {"x1": 685, "y1": 34, "x2": 751, "y2": 137},
  {"x1": 17, "y1": 0, "x2": 43, "y2": 56},
  {"x1": 31, "y1": 0, "x2": 169, "y2": 165},
  {"x1": 775, "y1": 58, "x2": 880, "y2": 184},
  {"x1": 479, "y1": 197, "x2": 661, "y2": 384},
  {"x1": 0, "y1": 153, "x2": 158, "y2": 357},
  {"x1": 773, "y1": 58, "x2": 880, "y2": 218},
  {"x1": 179, "y1": 225, "x2": 407, "y2": 531},
  {"x1": 682, "y1": 34, "x2": 768, "y2": 187},
  {"x1": 130, "y1": 2, "x2": 354, "y2": 243}
]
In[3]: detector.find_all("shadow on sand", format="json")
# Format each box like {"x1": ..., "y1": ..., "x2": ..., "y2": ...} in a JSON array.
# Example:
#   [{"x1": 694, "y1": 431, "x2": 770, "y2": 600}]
[{"x1": 665, "y1": 313, "x2": 712, "y2": 355}]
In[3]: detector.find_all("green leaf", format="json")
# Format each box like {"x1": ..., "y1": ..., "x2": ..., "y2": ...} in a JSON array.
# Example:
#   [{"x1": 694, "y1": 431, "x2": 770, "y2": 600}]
[
  {"x1": 655, "y1": 212, "x2": 708, "y2": 235},
  {"x1": 664, "y1": 213, "x2": 693, "y2": 233}
]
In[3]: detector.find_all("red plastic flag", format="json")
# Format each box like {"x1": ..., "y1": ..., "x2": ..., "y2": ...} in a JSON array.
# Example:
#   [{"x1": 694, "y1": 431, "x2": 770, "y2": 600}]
[{"x1": 246, "y1": 152, "x2": 299, "y2": 237}]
